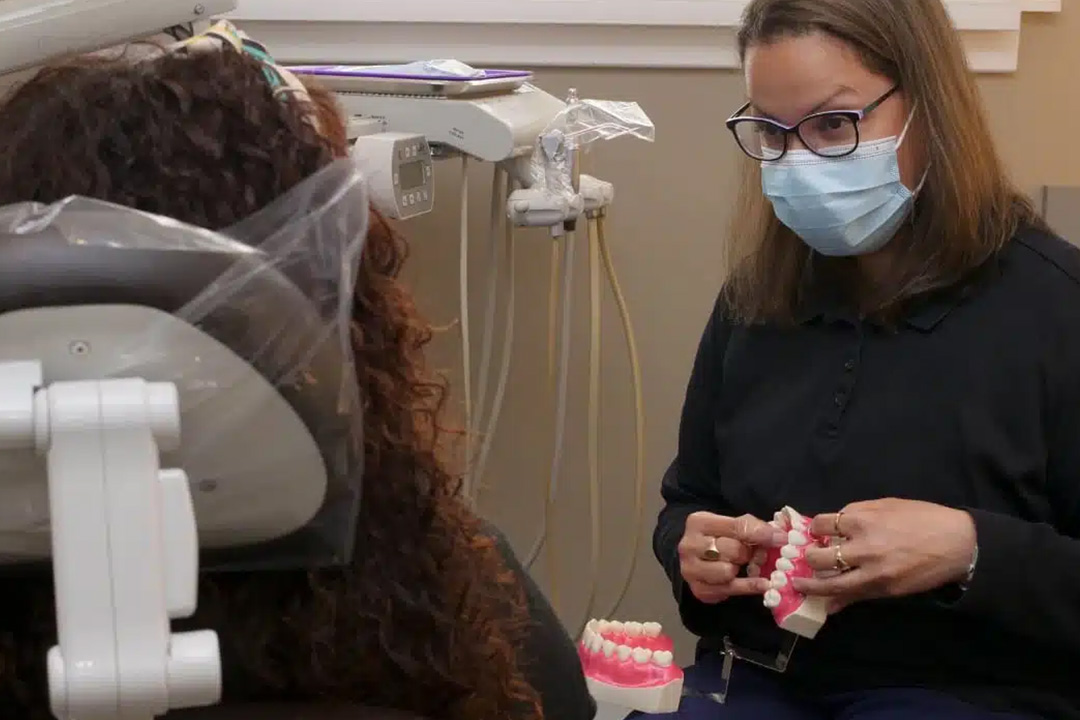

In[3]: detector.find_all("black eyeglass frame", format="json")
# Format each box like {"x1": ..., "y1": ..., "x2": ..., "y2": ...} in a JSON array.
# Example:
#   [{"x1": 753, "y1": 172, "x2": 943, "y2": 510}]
[{"x1": 725, "y1": 86, "x2": 898, "y2": 162}]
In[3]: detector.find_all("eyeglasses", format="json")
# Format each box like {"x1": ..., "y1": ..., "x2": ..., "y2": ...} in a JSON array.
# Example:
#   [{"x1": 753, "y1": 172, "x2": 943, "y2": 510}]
[{"x1": 725, "y1": 86, "x2": 898, "y2": 162}]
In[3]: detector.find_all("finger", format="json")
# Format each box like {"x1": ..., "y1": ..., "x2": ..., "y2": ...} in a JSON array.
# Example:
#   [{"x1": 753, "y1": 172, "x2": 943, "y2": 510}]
[
  {"x1": 826, "y1": 597, "x2": 853, "y2": 615},
  {"x1": 723, "y1": 577, "x2": 771, "y2": 596},
  {"x1": 713, "y1": 537, "x2": 753, "y2": 564},
  {"x1": 684, "y1": 560, "x2": 739, "y2": 586},
  {"x1": 791, "y1": 569, "x2": 871, "y2": 598},
  {"x1": 691, "y1": 512, "x2": 787, "y2": 547},
  {"x1": 803, "y1": 541, "x2": 868, "y2": 572},
  {"x1": 734, "y1": 514, "x2": 790, "y2": 547},
  {"x1": 687, "y1": 582, "x2": 727, "y2": 604},
  {"x1": 810, "y1": 511, "x2": 855, "y2": 538},
  {"x1": 681, "y1": 534, "x2": 748, "y2": 563}
]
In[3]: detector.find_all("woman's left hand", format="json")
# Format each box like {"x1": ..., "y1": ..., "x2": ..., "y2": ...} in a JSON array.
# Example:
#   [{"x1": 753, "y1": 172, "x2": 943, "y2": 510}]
[{"x1": 793, "y1": 498, "x2": 977, "y2": 613}]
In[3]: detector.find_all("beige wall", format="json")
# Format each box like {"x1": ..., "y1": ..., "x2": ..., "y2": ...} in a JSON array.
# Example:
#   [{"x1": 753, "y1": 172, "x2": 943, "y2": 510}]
[{"x1": 402, "y1": 5, "x2": 1080, "y2": 661}]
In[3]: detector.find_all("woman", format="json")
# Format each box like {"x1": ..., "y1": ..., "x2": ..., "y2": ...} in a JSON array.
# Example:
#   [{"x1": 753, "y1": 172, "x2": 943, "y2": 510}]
[
  {"x1": 652, "y1": 0, "x2": 1079, "y2": 718},
  {"x1": 0, "y1": 32, "x2": 595, "y2": 720}
]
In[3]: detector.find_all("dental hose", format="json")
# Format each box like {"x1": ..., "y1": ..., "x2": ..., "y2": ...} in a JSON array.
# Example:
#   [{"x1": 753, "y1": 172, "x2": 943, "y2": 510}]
[
  {"x1": 577, "y1": 212, "x2": 603, "y2": 635},
  {"x1": 548, "y1": 239, "x2": 561, "y2": 393},
  {"x1": 525, "y1": 224, "x2": 576, "y2": 573},
  {"x1": 459, "y1": 155, "x2": 474, "y2": 498},
  {"x1": 544, "y1": 231, "x2": 564, "y2": 610},
  {"x1": 596, "y1": 212, "x2": 647, "y2": 620},
  {"x1": 470, "y1": 167, "x2": 509, "y2": 499},
  {"x1": 472, "y1": 173, "x2": 516, "y2": 496}
]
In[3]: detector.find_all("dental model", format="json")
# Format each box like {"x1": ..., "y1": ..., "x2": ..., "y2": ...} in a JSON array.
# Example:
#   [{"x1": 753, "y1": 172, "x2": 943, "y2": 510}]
[
  {"x1": 747, "y1": 506, "x2": 830, "y2": 639},
  {"x1": 579, "y1": 619, "x2": 684, "y2": 714}
]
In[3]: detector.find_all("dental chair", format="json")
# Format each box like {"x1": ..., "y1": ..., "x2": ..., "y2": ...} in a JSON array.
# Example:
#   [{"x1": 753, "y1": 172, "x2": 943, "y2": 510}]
[
  {"x1": 0, "y1": 162, "x2": 374, "y2": 720},
  {"x1": 0, "y1": 4, "x2": 441, "y2": 719}
]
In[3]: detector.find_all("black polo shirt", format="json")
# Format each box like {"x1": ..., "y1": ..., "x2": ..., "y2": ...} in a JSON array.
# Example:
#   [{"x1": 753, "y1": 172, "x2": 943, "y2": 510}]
[{"x1": 654, "y1": 225, "x2": 1080, "y2": 718}]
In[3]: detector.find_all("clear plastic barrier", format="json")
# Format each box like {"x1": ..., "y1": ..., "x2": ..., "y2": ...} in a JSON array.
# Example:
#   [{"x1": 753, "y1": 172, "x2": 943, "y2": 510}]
[{"x1": 0, "y1": 158, "x2": 369, "y2": 571}]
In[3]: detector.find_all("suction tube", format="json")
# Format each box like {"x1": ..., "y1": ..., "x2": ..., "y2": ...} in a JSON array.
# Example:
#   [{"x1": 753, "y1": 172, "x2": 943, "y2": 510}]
[
  {"x1": 578, "y1": 212, "x2": 604, "y2": 633},
  {"x1": 472, "y1": 172, "x2": 516, "y2": 491},
  {"x1": 459, "y1": 155, "x2": 475, "y2": 498},
  {"x1": 596, "y1": 213, "x2": 646, "y2": 619},
  {"x1": 525, "y1": 225, "x2": 575, "y2": 572}
]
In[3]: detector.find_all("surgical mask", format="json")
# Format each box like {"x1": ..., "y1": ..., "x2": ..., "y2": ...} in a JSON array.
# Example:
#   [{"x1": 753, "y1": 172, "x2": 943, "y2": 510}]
[{"x1": 761, "y1": 107, "x2": 926, "y2": 257}]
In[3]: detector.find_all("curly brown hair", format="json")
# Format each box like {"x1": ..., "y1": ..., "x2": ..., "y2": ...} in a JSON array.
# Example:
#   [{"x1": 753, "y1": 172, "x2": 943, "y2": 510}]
[{"x1": 0, "y1": 47, "x2": 542, "y2": 720}]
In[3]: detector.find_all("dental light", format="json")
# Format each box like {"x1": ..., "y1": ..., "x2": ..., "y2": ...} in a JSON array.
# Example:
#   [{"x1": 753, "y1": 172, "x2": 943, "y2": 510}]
[{"x1": 0, "y1": 0, "x2": 237, "y2": 76}]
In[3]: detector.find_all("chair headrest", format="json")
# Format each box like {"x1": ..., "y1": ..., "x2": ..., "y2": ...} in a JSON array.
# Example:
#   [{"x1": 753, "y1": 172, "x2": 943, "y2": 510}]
[{"x1": 0, "y1": 159, "x2": 371, "y2": 572}]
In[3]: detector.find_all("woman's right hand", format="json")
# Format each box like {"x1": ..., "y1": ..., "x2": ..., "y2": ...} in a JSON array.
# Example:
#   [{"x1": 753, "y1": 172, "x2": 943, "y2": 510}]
[{"x1": 677, "y1": 512, "x2": 788, "y2": 604}]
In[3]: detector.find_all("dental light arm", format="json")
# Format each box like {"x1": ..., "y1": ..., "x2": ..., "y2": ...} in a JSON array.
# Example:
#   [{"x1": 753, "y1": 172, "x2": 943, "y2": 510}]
[{"x1": 0, "y1": 0, "x2": 237, "y2": 76}]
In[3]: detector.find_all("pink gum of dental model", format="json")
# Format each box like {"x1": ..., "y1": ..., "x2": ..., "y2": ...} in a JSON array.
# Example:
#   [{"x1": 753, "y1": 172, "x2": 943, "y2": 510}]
[
  {"x1": 747, "y1": 506, "x2": 831, "y2": 639},
  {"x1": 579, "y1": 619, "x2": 684, "y2": 714}
]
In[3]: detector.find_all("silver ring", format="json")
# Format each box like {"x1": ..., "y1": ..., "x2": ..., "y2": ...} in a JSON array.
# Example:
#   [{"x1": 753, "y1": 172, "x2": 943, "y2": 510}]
[{"x1": 702, "y1": 536, "x2": 721, "y2": 562}]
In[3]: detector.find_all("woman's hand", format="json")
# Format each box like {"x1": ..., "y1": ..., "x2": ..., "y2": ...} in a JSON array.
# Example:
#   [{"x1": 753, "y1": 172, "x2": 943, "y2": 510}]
[
  {"x1": 794, "y1": 498, "x2": 977, "y2": 612},
  {"x1": 678, "y1": 512, "x2": 788, "y2": 604}
]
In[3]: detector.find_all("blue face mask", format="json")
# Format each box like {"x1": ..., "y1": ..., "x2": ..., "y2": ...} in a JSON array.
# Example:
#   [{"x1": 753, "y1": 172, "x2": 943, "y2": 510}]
[{"x1": 761, "y1": 108, "x2": 926, "y2": 257}]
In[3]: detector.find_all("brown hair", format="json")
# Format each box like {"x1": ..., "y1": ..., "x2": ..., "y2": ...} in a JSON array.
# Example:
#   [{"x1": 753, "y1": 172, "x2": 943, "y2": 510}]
[
  {"x1": 0, "y1": 48, "x2": 542, "y2": 720},
  {"x1": 722, "y1": 0, "x2": 1046, "y2": 323}
]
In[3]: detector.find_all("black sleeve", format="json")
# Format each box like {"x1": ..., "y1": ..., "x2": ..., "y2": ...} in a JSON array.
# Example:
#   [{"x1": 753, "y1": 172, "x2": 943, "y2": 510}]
[
  {"x1": 951, "y1": 314, "x2": 1080, "y2": 653},
  {"x1": 652, "y1": 294, "x2": 741, "y2": 636},
  {"x1": 486, "y1": 525, "x2": 597, "y2": 720}
]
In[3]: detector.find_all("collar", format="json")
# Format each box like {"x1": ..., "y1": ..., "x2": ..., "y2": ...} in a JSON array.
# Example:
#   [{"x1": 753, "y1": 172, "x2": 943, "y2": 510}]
[{"x1": 794, "y1": 253, "x2": 1002, "y2": 331}]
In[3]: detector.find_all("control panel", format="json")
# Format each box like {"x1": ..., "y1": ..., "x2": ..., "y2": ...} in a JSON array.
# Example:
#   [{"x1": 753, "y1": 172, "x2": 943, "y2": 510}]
[{"x1": 350, "y1": 129, "x2": 434, "y2": 220}]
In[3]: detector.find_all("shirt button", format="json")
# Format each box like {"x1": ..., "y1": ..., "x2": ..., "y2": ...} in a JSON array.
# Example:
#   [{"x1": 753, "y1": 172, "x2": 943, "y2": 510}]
[
  {"x1": 834, "y1": 392, "x2": 845, "y2": 406},
  {"x1": 844, "y1": 359, "x2": 856, "y2": 371}
]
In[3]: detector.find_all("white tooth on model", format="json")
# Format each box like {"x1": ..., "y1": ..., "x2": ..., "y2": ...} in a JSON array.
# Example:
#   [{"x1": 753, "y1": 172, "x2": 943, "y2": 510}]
[
  {"x1": 587, "y1": 619, "x2": 599, "y2": 633},
  {"x1": 752, "y1": 549, "x2": 767, "y2": 565},
  {"x1": 747, "y1": 563, "x2": 761, "y2": 577},
  {"x1": 770, "y1": 570, "x2": 788, "y2": 587},
  {"x1": 625, "y1": 621, "x2": 643, "y2": 637},
  {"x1": 776, "y1": 557, "x2": 794, "y2": 572},
  {"x1": 763, "y1": 589, "x2": 782, "y2": 608},
  {"x1": 602, "y1": 640, "x2": 616, "y2": 657},
  {"x1": 582, "y1": 629, "x2": 595, "y2": 646},
  {"x1": 788, "y1": 530, "x2": 808, "y2": 546},
  {"x1": 652, "y1": 650, "x2": 674, "y2": 668},
  {"x1": 781, "y1": 544, "x2": 800, "y2": 559},
  {"x1": 617, "y1": 644, "x2": 633, "y2": 661},
  {"x1": 631, "y1": 647, "x2": 652, "y2": 664},
  {"x1": 773, "y1": 511, "x2": 786, "y2": 526},
  {"x1": 590, "y1": 635, "x2": 604, "y2": 653},
  {"x1": 642, "y1": 622, "x2": 662, "y2": 637},
  {"x1": 609, "y1": 621, "x2": 625, "y2": 633},
  {"x1": 597, "y1": 620, "x2": 611, "y2": 634}
]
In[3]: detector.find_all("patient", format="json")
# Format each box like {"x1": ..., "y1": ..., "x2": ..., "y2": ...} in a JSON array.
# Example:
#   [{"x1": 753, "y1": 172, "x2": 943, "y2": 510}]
[{"x1": 0, "y1": 36, "x2": 594, "y2": 720}]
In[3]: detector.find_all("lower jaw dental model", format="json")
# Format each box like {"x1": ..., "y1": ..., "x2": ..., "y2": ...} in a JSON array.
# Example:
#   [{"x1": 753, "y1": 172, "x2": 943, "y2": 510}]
[
  {"x1": 748, "y1": 506, "x2": 831, "y2": 639},
  {"x1": 578, "y1": 619, "x2": 684, "y2": 713}
]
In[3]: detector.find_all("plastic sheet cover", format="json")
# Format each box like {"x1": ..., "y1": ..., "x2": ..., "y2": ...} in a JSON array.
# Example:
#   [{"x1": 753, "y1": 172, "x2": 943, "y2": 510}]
[
  {"x1": 530, "y1": 94, "x2": 656, "y2": 203},
  {"x1": 0, "y1": 158, "x2": 369, "y2": 572}
]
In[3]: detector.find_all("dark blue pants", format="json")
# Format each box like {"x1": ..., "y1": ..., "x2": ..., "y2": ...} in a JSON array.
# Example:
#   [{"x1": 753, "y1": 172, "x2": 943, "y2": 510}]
[{"x1": 625, "y1": 653, "x2": 1033, "y2": 720}]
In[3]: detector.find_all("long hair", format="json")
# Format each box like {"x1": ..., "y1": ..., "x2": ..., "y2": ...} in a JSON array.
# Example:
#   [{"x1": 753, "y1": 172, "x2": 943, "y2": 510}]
[
  {"x1": 722, "y1": 0, "x2": 1046, "y2": 323},
  {"x1": 0, "y1": 48, "x2": 542, "y2": 720}
]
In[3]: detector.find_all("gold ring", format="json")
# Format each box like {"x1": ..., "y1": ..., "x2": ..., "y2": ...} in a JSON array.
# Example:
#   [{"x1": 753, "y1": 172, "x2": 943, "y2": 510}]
[
  {"x1": 702, "y1": 537, "x2": 721, "y2": 562},
  {"x1": 834, "y1": 544, "x2": 851, "y2": 572},
  {"x1": 834, "y1": 510, "x2": 846, "y2": 536}
]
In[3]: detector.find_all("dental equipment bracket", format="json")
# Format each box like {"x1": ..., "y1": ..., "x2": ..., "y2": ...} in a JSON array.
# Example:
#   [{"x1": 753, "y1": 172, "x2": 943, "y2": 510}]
[{"x1": 0, "y1": 361, "x2": 221, "y2": 720}]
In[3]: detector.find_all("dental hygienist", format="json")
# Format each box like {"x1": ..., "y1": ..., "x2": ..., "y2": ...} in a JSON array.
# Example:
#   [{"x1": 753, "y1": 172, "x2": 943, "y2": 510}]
[{"x1": 649, "y1": 0, "x2": 1080, "y2": 719}]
